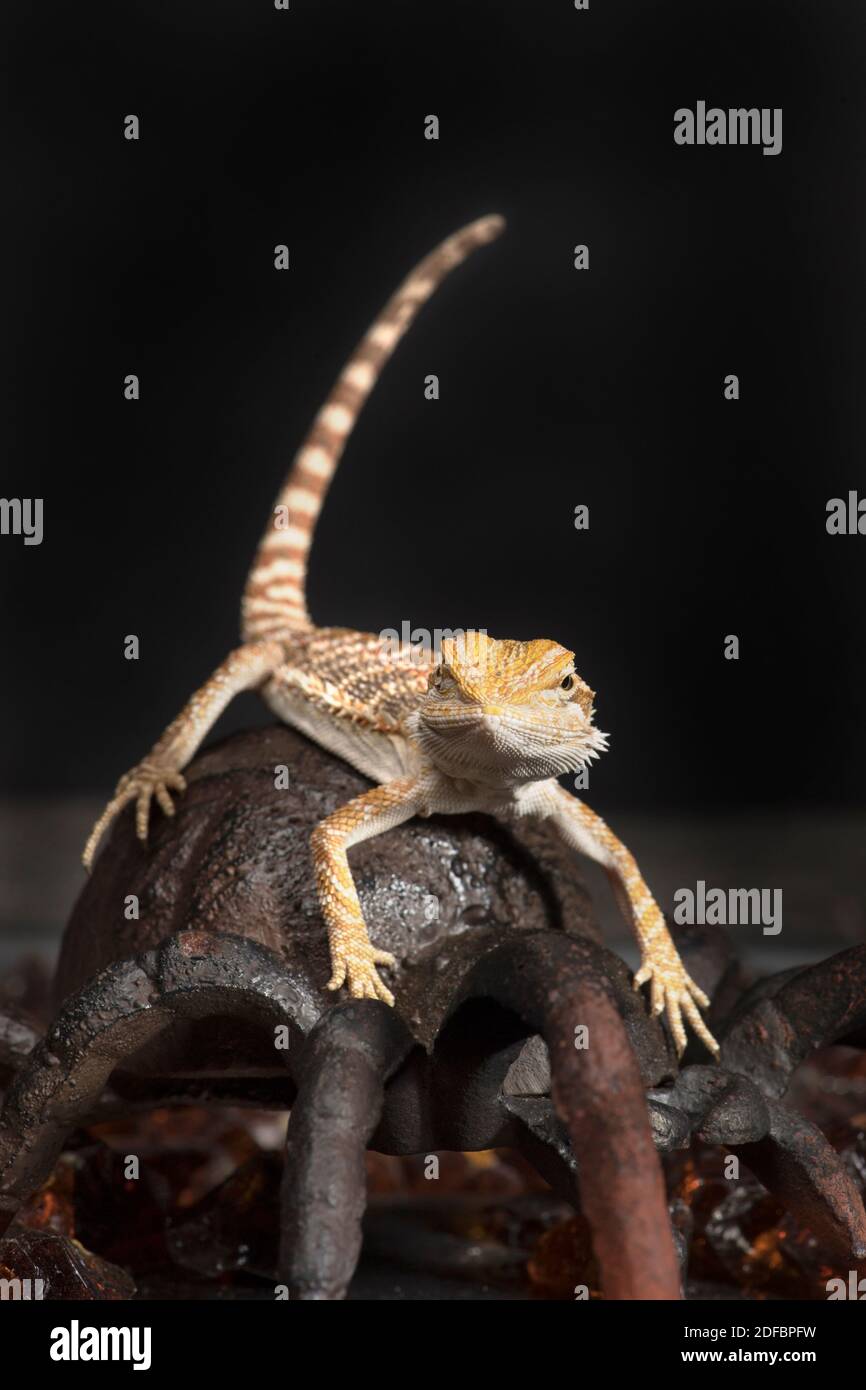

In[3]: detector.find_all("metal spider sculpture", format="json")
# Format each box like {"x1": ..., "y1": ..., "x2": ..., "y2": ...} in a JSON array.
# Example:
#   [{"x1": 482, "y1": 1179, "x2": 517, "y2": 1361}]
[{"x1": 0, "y1": 726, "x2": 864, "y2": 1300}]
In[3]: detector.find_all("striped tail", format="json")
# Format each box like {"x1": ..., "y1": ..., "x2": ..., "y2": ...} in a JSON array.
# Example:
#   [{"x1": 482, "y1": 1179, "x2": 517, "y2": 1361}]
[{"x1": 241, "y1": 214, "x2": 506, "y2": 641}]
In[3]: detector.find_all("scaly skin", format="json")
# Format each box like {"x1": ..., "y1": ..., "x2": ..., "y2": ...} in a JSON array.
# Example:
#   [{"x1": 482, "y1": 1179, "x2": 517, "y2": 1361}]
[{"x1": 84, "y1": 216, "x2": 718, "y2": 1057}]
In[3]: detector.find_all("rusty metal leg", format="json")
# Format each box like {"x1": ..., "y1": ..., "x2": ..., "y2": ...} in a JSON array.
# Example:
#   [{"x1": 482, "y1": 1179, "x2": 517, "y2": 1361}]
[
  {"x1": 0, "y1": 931, "x2": 308, "y2": 1237},
  {"x1": 734, "y1": 1101, "x2": 866, "y2": 1263},
  {"x1": 720, "y1": 944, "x2": 866, "y2": 1095},
  {"x1": 279, "y1": 1000, "x2": 414, "y2": 1300},
  {"x1": 449, "y1": 931, "x2": 683, "y2": 1300}
]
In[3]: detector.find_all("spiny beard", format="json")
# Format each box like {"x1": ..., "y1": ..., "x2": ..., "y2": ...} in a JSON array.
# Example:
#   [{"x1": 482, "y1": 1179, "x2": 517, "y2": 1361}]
[{"x1": 412, "y1": 711, "x2": 609, "y2": 781}]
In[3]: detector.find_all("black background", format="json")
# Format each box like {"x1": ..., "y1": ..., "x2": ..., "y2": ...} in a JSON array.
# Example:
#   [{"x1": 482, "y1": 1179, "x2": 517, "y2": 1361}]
[{"x1": 3, "y1": 0, "x2": 865, "y2": 811}]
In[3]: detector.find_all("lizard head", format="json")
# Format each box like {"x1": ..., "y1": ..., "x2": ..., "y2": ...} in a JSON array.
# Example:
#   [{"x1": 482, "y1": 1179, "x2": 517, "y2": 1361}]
[{"x1": 413, "y1": 631, "x2": 608, "y2": 783}]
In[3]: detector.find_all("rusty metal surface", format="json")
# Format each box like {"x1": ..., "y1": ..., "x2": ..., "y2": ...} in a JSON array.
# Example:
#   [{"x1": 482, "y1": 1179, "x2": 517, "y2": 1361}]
[
  {"x1": 281, "y1": 1001, "x2": 414, "y2": 1299},
  {"x1": 447, "y1": 934, "x2": 682, "y2": 1298},
  {"x1": 55, "y1": 726, "x2": 599, "y2": 1058},
  {"x1": 0, "y1": 933, "x2": 304, "y2": 1239},
  {"x1": 0, "y1": 728, "x2": 865, "y2": 1300},
  {"x1": 720, "y1": 945, "x2": 866, "y2": 1095}
]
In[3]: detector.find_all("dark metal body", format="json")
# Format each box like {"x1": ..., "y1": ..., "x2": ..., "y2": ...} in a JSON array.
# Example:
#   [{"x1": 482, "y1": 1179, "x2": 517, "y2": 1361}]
[{"x1": 0, "y1": 728, "x2": 864, "y2": 1299}]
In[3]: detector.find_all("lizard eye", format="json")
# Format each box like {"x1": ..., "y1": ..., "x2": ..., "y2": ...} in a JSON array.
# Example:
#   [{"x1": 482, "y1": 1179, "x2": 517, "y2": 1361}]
[{"x1": 560, "y1": 674, "x2": 574, "y2": 691}]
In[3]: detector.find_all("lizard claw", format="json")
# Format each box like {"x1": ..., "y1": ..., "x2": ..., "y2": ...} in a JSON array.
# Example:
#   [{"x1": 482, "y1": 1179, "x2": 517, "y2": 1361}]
[
  {"x1": 634, "y1": 956, "x2": 718, "y2": 1058},
  {"x1": 326, "y1": 941, "x2": 397, "y2": 1006},
  {"x1": 83, "y1": 761, "x2": 187, "y2": 871}
]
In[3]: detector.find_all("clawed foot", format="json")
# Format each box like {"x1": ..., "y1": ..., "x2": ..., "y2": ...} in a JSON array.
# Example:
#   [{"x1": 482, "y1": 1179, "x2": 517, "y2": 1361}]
[
  {"x1": 83, "y1": 760, "x2": 187, "y2": 870},
  {"x1": 633, "y1": 953, "x2": 719, "y2": 1058},
  {"x1": 326, "y1": 937, "x2": 397, "y2": 1006}
]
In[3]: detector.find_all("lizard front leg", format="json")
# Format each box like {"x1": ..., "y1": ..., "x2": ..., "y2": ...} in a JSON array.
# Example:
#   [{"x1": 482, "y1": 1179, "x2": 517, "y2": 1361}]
[
  {"x1": 542, "y1": 782, "x2": 718, "y2": 1056},
  {"x1": 83, "y1": 639, "x2": 285, "y2": 869},
  {"x1": 311, "y1": 777, "x2": 422, "y2": 1005}
]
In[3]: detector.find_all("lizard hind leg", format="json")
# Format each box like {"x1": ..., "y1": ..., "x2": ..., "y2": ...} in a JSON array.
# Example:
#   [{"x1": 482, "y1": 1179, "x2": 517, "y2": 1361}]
[
  {"x1": 82, "y1": 640, "x2": 284, "y2": 871},
  {"x1": 82, "y1": 763, "x2": 187, "y2": 870}
]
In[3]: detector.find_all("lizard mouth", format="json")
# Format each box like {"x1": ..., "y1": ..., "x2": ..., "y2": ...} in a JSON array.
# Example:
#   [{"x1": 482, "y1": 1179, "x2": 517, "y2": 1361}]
[{"x1": 415, "y1": 705, "x2": 608, "y2": 780}]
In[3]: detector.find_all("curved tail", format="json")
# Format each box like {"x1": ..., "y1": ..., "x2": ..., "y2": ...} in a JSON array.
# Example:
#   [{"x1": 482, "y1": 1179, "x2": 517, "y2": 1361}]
[{"x1": 241, "y1": 214, "x2": 506, "y2": 641}]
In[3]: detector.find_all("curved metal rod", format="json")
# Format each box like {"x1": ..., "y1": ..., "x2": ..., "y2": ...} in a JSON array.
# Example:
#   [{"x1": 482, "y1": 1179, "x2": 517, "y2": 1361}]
[
  {"x1": 733, "y1": 1100, "x2": 866, "y2": 1263},
  {"x1": 0, "y1": 931, "x2": 309, "y2": 1237},
  {"x1": 721, "y1": 945, "x2": 866, "y2": 1097},
  {"x1": 279, "y1": 1000, "x2": 415, "y2": 1299},
  {"x1": 445, "y1": 931, "x2": 683, "y2": 1300}
]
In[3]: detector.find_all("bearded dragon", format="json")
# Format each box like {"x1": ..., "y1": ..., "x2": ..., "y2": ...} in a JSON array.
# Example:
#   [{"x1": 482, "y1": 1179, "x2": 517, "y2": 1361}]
[{"x1": 83, "y1": 214, "x2": 717, "y2": 1056}]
